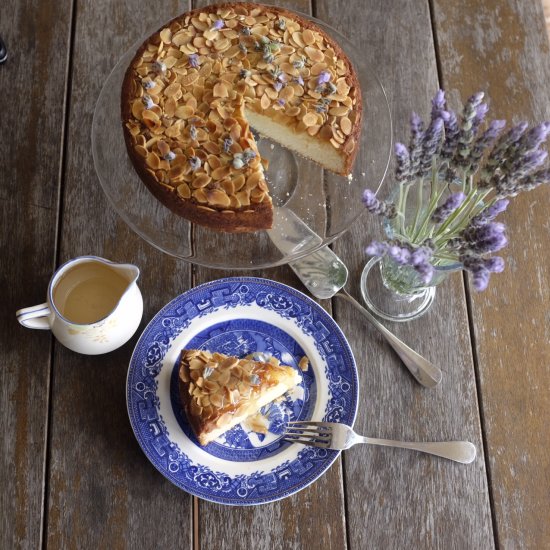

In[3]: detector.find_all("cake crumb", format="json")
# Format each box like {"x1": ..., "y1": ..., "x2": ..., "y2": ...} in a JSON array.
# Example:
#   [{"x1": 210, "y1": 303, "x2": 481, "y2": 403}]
[{"x1": 298, "y1": 356, "x2": 310, "y2": 372}]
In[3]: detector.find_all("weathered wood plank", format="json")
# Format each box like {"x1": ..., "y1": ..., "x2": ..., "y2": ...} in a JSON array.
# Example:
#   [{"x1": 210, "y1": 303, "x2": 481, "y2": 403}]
[
  {"x1": 44, "y1": 1, "x2": 194, "y2": 548},
  {"x1": 0, "y1": 1, "x2": 72, "y2": 548},
  {"x1": 316, "y1": 0, "x2": 495, "y2": 548},
  {"x1": 432, "y1": 1, "x2": 550, "y2": 548},
  {"x1": 191, "y1": 1, "x2": 347, "y2": 549}
]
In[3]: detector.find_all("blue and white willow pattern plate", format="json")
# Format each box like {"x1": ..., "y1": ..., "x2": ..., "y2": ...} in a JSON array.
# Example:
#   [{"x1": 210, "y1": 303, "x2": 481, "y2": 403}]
[{"x1": 127, "y1": 277, "x2": 358, "y2": 505}]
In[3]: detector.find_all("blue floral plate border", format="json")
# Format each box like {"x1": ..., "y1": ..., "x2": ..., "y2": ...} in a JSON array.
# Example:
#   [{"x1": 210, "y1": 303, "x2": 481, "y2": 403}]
[{"x1": 126, "y1": 277, "x2": 358, "y2": 505}]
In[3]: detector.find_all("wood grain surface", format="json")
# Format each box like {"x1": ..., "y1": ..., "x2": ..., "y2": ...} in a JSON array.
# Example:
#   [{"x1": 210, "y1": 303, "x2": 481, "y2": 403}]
[
  {"x1": 317, "y1": 1, "x2": 494, "y2": 548},
  {"x1": 191, "y1": 2, "x2": 347, "y2": 549},
  {"x1": 0, "y1": 1, "x2": 73, "y2": 548},
  {"x1": 3, "y1": 0, "x2": 550, "y2": 548},
  {"x1": 43, "y1": 1, "x2": 194, "y2": 548},
  {"x1": 432, "y1": 1, "x2": 550, "y2": 548}
]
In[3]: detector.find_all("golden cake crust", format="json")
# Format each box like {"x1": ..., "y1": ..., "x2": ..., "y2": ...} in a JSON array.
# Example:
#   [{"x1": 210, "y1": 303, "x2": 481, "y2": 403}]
[{"x1": 121, "y1": 2, "x2": 362, "y2": 232}]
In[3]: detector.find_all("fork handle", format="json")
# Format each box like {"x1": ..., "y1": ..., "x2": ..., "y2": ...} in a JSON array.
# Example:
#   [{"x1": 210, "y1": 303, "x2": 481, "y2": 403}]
[{"x1": 361, "y1": 437, "x2": 476, "y2": 464}]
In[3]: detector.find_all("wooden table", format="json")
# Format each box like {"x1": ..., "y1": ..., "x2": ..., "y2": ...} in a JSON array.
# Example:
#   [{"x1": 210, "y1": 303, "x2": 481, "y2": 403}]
[{"x1": 2, "y1": 1, "x2": 549, "y2": 548}]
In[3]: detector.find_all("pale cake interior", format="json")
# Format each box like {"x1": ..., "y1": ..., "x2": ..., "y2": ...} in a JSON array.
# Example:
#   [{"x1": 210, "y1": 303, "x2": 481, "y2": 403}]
[
  {"x1": 199, "y1": 375, "x2": 301, "y2": 445},
  {"x1": 245, "y1": 109, "x2": 346, "y2": 174}
]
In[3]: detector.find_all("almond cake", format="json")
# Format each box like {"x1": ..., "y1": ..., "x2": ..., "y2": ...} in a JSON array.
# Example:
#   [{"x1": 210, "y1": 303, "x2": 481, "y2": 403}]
[{"x1": 121, "y1": 3, "x2": 362, "y2": 232}]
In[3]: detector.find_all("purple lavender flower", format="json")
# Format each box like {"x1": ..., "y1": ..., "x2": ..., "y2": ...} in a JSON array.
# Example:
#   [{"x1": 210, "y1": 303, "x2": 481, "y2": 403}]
[
  {"x1": 431, "y1": 192, "x2": 466, "y2": 223},
  {"x1": 515, "y1": 167, "x2": 550, "y2": 193},
  {"x1": 277, "y1": 98, "x2": 286, "y2": 106},
  {"x1": 142, "y1": 95, "x2": 155, "y2": 109},
  {"x1": 484, "y1": 256, "x2": 505, "y2": 273},
  {"x1": 365, "y1": 241, "x2": 389, "y2": 257},
  {"x1": 414, "y1": 261, "x2": 434, "y2": 284},
  {"x1": 362, "y1": 189, "x2": 381, "y2": 212},
  {"x1": 317, "y1": 71, "x2": 331, "y2": 85},
  {"x1": 410, "y1": 246, "x2": 433, "y2": 266},
  {"x1": 470, "y1": 198, "x2": 509, "y2": 226},
  {"x1": 467, "y1": 119, "x2": 506, "y2": 172},
  {"x1": 408, "y1": 112, "x2": 424, "y2": 176},
  {"x1": 273, "y1": 81, "x2": 283, "y2": 92},
  {"x1": 189, "y1": 156, "x2": 201, "y2": 171},
  {"x1": 461, "y1": 254, "x2": 505, "y2": 291},
  {"x1": 362, "y1": 189, "x2": 397, "y2": 218},
  {"x1": 419, "y1": 117, "x2": 444, "y2": 176},
  {"x1": 441, "y1": 109, "x2": 460, "y2": 160},
  {"x1": 189, "y1": 125, "x2": 197, "y2": 141},
  {"x1": 479, "y1": 121, "x2": 529, "y2": 187},
  {"x1": 452, "y1": 92, "x2": 485, "y2": 167},
  {"x1": 295, "y1": 75, "x2": 304, "y2": 86},
  {"x1": 471, "y1": 102, "x2": 489, "y2": 136},
  {"x1": 431, "y1": 89, "x2": 446, "y2": 120},
  {"x1": 223, "y1": 137, "x2": 233, "y2": 154},
  {"x1": 388, "y1": 245, "x2": 412, "y2": 265},
  {"x1": 462, "y1": 222, "x2": 508, "y2": 254},
  {"x1": 212, "y1": 19, "x2": 224, "y2": 31},
  {"x1": 472, "y1": 268, "x2": 490, "y2": 291},
  {"x1": 188, "y1": 53, "x2": 199, "y2": 68},
  {"x1": 496, "y1": 149, "x2": 549, "y2": 196},
  {"x1": 515, "y1": 121, "x2": 550, "y2": 154},
  {"x1": 395, "y1": 142, "x2": 411, "y2": 183}
]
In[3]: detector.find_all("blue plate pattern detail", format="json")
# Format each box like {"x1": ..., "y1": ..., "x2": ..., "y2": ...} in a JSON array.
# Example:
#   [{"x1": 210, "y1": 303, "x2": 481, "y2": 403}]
[{"x1": 127, "y1": 277, "x2": 358, "y2": 505}]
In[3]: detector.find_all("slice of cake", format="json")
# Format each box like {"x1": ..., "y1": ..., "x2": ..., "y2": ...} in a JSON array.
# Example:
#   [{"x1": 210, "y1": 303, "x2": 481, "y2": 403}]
[
  {"x1": 121, "y1": 2, "x2": 362, "y2": 232},
  {"x1": 178, "y1": 349, "x2": 301, "y2": 445}
]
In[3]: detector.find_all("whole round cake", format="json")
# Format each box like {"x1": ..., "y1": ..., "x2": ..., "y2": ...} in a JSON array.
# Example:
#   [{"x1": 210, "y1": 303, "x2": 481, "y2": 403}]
[{"x1": 121, "y1": 2, "x2": 362, "y2": 232}]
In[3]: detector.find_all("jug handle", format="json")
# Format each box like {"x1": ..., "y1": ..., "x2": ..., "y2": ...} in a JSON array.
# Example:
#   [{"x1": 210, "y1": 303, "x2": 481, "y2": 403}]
[{"x1": 16, "y1": 303, "x2": 51, "y2": 330}]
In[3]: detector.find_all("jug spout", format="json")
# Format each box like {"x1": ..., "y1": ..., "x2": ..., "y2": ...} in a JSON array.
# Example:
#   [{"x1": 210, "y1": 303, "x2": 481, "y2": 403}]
[{"x1": 110, "y1": 262, "x2": 140, "y2": 285}]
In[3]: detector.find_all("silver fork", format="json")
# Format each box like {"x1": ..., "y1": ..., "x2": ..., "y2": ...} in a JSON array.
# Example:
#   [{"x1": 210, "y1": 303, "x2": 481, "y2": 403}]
[{"x1": 285, "y1": 421, "x2": 477, "y2": 464}]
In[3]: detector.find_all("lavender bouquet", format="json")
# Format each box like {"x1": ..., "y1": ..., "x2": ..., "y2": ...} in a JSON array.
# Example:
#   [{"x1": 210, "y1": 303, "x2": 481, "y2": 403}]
[{"x1": 363, "y1": 90, "x2": 550, "y2": 296}]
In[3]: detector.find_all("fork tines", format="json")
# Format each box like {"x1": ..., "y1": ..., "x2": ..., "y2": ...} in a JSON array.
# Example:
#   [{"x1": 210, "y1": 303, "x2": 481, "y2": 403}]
[{"x1": 283, "y1": 421, "x2": 332, "y2": 448}]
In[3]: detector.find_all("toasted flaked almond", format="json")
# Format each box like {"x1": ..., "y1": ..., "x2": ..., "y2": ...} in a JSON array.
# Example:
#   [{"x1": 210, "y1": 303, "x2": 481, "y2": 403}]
[
  {"x1": 245, "y1": 171, "x2": 262, "y2": 190},
  {"x1": 343, "y1": 137, "x2": 356, "y2": 154},
  {"x1": 192, "y1": 173, "x2": 211, "y2": 188},
  {"x1": 174, "y1": 105, "x2": 194, "y2": 119},
  {"x1": 235, "y1": 190, "x2": 250, "y2": 206},
  {"x1": 156, "y1": 140, "x2": 169, "y2": 156},
  {"x1": 302, "y1": 29, "x2": 315, "y2": 45},
  {"x1": 305, "y1": 45, "x2": 324, "y2": 63},
  {"x1": 164, "y1": 97, "x2": 177, "y2": 117},
  {"x1": 207, "y1": 189, "x2": 231, "y2": 208},
  {"x1": 302, "y1": 112, "x2": 318, "y2": 127},
  {"x1": 203, "y1": 141, "x2": 221, "y2": 154},
  {"x1": 134, "y1": 145, "x2": 148, "y2": 158},
  {"x1": 211, "y1": 165, "x2": 230, "y2": 180},
  {"x1": 164, "y1": 82, "x2": 181, "y2": 98},
  {"x1": 213, "y1": 81, "x2": 229, "y2": 98},
  {"x1": 180, "y1": 71, "x2": 200, "y2": 87},
  {"x1": 329, "y1": 105, "x2": 349, "y2": 117},
  {"x1": 260, "y1": 93, "x2": 270, "y2": 110},
  {"x1": 340, "y1": 116, "x2": 352, "y2": 135},
  {"x1": 192, "y1": 188, "x2": 208, "y2": 203},
  {"x1": 145, "y1": 152, "x2": 161, "y2": 169}
]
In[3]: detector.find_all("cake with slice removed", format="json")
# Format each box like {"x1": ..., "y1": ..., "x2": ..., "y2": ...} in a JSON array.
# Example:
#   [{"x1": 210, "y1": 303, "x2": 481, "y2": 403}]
[
  {"x1": 121, "y1": 2, "x2": 362, "y2": 232},
  {"x1": 178, "y1": 348, "x2": 301, "y2": 445}
]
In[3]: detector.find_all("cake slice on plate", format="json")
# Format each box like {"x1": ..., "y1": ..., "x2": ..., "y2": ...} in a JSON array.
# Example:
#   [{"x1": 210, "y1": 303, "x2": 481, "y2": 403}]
[{"x1": 179, "y1": 348, "x2": 301, "y2": 445}]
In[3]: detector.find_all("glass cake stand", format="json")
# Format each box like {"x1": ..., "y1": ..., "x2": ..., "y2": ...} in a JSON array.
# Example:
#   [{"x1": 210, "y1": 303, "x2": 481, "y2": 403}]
[{"x1": 92, "y1": 12, "x2": 392, "y2": 270}]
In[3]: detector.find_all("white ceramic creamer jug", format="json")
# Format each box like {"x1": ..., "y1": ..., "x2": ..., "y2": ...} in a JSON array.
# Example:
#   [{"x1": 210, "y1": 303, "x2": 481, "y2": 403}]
[{"x1": 16, "y1": 256, "x2": 143, "y2": 354}]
